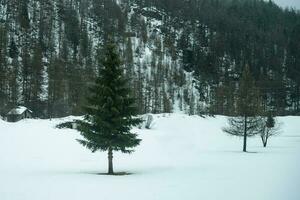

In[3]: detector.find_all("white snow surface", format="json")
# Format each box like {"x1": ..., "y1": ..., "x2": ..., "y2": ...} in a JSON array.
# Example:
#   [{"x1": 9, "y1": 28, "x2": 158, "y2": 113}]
[{"x1": 0, "y1": 114, "x2": 300, "y2": 200}]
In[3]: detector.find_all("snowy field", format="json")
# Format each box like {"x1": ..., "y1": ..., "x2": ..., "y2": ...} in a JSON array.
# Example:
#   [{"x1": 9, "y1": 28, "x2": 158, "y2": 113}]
[{"x1": 0, "y1": 114, "x2": 300, "y2": 200}]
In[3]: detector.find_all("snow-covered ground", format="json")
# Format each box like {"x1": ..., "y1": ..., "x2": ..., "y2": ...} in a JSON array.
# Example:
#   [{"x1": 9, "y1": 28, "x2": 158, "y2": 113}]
[{"x1": 0, "y1": 114, "x2": 299, "y2": 200}]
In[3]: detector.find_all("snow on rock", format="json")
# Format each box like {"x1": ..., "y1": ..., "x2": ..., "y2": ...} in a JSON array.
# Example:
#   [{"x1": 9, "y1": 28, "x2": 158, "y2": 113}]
[{"x1": 0, "y1": 114, "x2": 299, "y2": 200}]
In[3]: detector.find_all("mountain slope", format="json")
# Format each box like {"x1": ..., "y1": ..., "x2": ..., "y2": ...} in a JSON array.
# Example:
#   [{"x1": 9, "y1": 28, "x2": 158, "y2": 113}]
[{"x1": 0, "y1": 0, "x2": 300, "y2": 117}]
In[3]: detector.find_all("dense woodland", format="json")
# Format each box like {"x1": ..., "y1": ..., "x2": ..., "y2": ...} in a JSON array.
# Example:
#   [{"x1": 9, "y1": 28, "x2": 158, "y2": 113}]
[{"x1": 0, "y1": 0, "x2": 300, "y2": 118}]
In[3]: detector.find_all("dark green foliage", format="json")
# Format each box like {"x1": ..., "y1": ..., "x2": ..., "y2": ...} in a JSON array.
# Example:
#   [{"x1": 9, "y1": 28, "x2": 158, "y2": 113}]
[
  {"x1": 64, "y1": 7, "x2": 80, "y2": 56},
  {"x1": 76, "y1": 43, "x2": 142, "y2": 174},
  {"x1": 18, "y1": 0, "x2": 30, "y2": 30},
  {"x1": 236, "y1": 65, "x2": 262, "y2": 117},
  {"x1": 30, "y1": 43, "x2": 44, "y2": 116},
  {"x1": 56, "y1": 121, "x2": 74, "y2": 129},
  {"x1": 8, "y1": 39, "x2": 18, "y2": 59},
  {"x1": 1, "y1": 0, "x2": 300, "y2": 117},
  {"x1": 266, "y1": 113, "x2": 275, "y2": 129},
  {"x1": 141, "y1": 0, "x2": 300, "y2": 115},
  {"x1": 0, "y1": 25, "x2": 8, "y2": 114}
]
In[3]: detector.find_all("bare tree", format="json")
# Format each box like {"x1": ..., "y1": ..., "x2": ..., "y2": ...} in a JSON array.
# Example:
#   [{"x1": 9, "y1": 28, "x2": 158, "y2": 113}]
[
  {"x1": 223, "y1": 116, "x2": 264, "y2": 146},
  {"x1": 223, "y1": 65, "x2": 263, "y2": 152},
  {"x1": 261, "y1": 114, "x2": 281, "y2": 147}
]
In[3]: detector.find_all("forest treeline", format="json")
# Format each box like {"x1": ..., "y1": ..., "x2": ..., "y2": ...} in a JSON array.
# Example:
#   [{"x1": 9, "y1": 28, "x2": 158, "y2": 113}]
[{"x1": 0, "y1": 0, "x2": 299, "y2": 117}]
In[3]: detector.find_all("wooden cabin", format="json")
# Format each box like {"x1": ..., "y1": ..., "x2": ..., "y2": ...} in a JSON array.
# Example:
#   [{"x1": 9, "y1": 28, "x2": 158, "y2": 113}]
[{"x1": 6, "y1": 106, "x2": 33, "y2": 122}]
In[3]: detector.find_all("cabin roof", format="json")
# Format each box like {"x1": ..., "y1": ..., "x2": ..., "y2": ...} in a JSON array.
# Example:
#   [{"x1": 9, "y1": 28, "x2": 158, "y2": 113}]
[{"x1": 7, "y1": 106, "x2": 32, "y2": 115}]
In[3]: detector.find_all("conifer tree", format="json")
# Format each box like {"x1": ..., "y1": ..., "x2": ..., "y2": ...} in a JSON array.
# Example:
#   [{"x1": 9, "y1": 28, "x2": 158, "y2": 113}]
[
  {"x1": 31, "y1": 43, "x2": 44, "y2": 115},
  {"x1": 76, "y1": 42, "x2": 142, "y2": 175},
  {"x1": 0, "y1": 25, "x2": 8, "y2": 114},
  {"x1": 223, "y1": 65, "x2": 263, "y2": 152}
]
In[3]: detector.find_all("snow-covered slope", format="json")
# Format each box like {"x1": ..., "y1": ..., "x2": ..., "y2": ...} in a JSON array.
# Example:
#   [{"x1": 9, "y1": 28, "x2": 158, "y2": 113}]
[{"x1": 0, "y1": 115, "x2": 300, "y2": 200}]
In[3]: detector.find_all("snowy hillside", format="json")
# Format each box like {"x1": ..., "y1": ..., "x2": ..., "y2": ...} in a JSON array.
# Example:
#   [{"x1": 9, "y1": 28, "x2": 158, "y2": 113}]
[
  {"x1": 2, "y1": 0, "x2": 300, "y2": 117},
  {"x1": 0, "y1": 114, "x2": 299, "y2": 200}
]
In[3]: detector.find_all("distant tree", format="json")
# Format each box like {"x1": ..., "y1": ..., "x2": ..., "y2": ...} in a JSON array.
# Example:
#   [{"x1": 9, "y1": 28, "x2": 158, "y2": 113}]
[
  {"x1": 64, "y1": 7, "x2": 80, "y2": 58},
  {"x1": 162, "y1": 84, "x2": 172, "y2": 113},
  {"x1": 75, "y1": 43, "x2": 142, "y2": 175},
  {"x1": 8, "y1": 39, "x2": 18, "y2": 59},
  {"x1": 18, "y1": 0, "x2": 30, "y2": 30},
  {"x1": 8, "y1": 37, "x2": 19, "y2": 107},
  {"x1": 223, "y1": 65, "x2": 263, "y2": 152},
  {"x1": 47, "y1": 56, "x2": 69, "y2": 118},
  {"x1": 124, "y1": 37, "x2": 134, "y2": 78},
  {"x1": 140, "y1": 18, "x2": 148, "y2": 44},
  {"x1": 134, "y1": 60, "x2": 145, "y2": 114},
  {"x1": 30, "y1": 43, "x2": 44, "y2": 115},
  {"x1": 261, "y1": 113, "x2": 281, "y2": 147},
  {"x1": 21, "y1": 47, "x2": 31, "y2": 106},
  {"x1": 2, "y1": 0, "x2": 300, "y2": 117},
  {"x1": 0, "y1": 25, "x2": 8, "y2": 114}
]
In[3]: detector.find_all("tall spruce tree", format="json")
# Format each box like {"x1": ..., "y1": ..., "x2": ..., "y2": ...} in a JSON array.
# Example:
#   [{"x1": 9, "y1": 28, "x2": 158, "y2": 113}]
[
  {"x1": 223, "y1": 65, "x2": 263, "y2": 152},
  {"x1": 76, "y1": 42, "x2": 142, "y2": 175}
]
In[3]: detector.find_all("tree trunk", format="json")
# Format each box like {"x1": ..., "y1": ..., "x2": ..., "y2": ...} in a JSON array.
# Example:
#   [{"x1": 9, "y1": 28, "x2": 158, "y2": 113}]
[
  {"x1": 108, "y1": 147, "x2": 114, "y2": 175},
  {"x1": 243, "y1": 116, "x2": 247, "y2": 152},
  {"x1": 261, "y1": 136, "x2": 266, "y2": 147},
  {"x1": 262, "y1": 137, "x2": 267, "y2": 147},
  {"x1": 263, "y1": 138, "x2": 268, "y2": 147}
]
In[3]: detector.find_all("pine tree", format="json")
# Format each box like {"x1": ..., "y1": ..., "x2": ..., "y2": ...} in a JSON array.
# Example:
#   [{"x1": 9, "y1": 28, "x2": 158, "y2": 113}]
[
  {"x1": 124, "y1": 37, "x2": 134, "y2": 79},
  {"x1": 18, "y1": 0, "x2": 30, "y2": 30},
  {"x1": 223, "y1": 65, "x2": 263, "y2": 152},
  {"x1": 0, "y1": 25, "x2": 8, "y2": 115},
  {"x1": 31, "y1": 43, "x2": 44, "y2": 116},
  {"x1": 76, "y1": 43, "x2": 142, "y2": 175}
]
